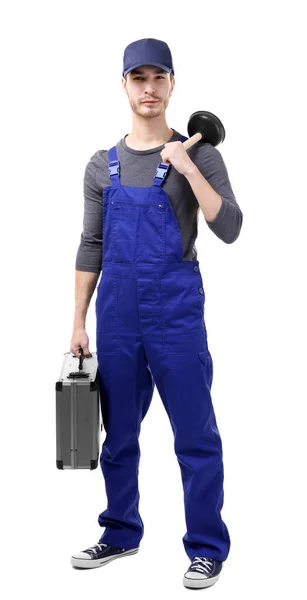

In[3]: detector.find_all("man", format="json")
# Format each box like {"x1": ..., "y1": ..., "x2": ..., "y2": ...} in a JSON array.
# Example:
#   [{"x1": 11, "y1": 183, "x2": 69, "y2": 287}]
[{"x1": 70, "y1": 38, "x2": 243, "y2": 589}]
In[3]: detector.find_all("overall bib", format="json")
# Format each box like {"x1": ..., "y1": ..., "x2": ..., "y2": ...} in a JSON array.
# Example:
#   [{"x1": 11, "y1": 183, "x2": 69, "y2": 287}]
[{"x1": 95, "y1": 140, "x2": 231, "y2": 562}]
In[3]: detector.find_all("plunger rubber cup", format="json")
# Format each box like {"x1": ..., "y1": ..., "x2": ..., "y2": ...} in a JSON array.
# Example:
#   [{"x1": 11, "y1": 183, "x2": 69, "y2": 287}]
[{"x1": 183, "y1": 110, "x2": 226, "y2": 150}]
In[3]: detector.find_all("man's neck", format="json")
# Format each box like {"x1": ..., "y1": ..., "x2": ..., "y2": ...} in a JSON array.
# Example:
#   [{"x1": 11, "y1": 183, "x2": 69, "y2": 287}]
[{"x1": 125, "y1": 120, "x2": 174, "y2": 151}]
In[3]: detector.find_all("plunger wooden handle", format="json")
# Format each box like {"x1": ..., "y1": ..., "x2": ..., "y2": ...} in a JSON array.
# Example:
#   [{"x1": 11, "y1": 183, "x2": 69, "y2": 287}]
[{"x1": 182, "y1": 132, "x2": 202, "y2": 150}]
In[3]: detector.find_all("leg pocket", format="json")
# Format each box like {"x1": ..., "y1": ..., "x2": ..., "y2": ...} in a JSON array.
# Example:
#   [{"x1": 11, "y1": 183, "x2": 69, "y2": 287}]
[
  {"x1": 198, "y1": 350, "x2": 214, "y2": 389},
  {"x1": 95, "y1": 275, "x2": 119, "y2": 353},
  {"x1": 161, "y1": 273, "x2": 208, "y2": 354}
]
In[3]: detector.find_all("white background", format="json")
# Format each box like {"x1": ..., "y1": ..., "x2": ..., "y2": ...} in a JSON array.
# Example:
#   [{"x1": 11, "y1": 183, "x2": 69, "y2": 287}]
[{"x1": 1, "y1": 0, "x2": 306, "y2": 598}]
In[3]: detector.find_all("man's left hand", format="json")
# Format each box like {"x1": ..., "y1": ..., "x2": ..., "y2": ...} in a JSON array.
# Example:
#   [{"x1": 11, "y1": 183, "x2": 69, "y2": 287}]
[{"x1": 160, "y1": 141, "x2": 195, "y2": 177}]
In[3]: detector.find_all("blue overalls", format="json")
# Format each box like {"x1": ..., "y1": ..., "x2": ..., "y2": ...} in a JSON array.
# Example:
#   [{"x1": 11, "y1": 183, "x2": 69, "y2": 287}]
[{"x1": 95, "y1": 139, "x2": 231, "y2": 562}]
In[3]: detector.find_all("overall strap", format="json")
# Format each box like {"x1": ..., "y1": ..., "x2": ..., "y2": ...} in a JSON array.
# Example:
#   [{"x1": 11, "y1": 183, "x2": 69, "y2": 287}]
[
  {"x1": 107, "y1": 146, "x2": 120, "y2": 186},
  {"x1": 108, "y1": 134, "x2": 189, "y2": 188},
  {"x1": 152, "y1": 134, "x2": 189, "y2": 187}
]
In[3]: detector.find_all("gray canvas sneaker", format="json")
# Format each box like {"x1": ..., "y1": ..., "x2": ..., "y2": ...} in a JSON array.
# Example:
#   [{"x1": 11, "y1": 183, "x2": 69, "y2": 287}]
[
  {"x1": 183, "y1": 556, "x2": 223, "y2": 588},
  {"x1": 70, "y1": 542, "x2": 139, "y2": 569}
]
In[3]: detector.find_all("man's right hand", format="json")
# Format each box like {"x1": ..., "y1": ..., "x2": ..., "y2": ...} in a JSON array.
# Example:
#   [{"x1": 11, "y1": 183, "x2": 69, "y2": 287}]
[{"x1": 70, "y1": 328, "x2": 92, "y2": 358}]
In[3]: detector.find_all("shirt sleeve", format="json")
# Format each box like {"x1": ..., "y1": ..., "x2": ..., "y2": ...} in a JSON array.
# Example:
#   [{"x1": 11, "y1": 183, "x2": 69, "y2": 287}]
[
  {"x1": 197, "y1": 144, "x2": 243, "y2": 244},
  {"x1": 75, "y1": 153, "x2": 103, "y2": 273}
]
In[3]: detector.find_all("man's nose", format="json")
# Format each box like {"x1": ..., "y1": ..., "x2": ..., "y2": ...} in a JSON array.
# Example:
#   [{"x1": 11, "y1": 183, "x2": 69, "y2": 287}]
[{"x1": 144, "y1": 81, "x2": 156, "y2": 94}]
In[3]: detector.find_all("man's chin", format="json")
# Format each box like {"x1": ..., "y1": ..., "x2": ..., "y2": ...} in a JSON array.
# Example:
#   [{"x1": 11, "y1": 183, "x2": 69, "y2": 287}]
[
  {"x1": 132, "y1": 109, "x2": 160, "y2": 118},
  {"x1": 140, "y1": 104, "x2": 165, "y2": 116}
]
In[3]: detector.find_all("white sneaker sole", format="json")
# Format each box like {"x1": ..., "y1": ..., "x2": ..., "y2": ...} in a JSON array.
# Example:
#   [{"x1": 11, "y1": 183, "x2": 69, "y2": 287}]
[
  {"x1": 71, "y1": 547, "x2": 139, "y2": 569},
  {"x1": 183, "y1": 572, "x2": 221, "y2": 589}
]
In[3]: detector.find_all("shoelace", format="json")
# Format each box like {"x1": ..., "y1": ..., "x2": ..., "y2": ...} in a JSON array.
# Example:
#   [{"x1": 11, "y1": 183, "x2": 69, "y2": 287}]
[
  {"x1": 87, "y1": 543, "x2": 108, "y2": 555},
  {"x1": 189, "y1": 556, "x2": 214, "y2": 575}
]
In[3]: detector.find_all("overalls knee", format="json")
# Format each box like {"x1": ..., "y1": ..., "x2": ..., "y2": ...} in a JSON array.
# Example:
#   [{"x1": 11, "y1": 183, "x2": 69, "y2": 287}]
[{"x1": 95, "y1": 140, "x2": 231, "y2": 562}]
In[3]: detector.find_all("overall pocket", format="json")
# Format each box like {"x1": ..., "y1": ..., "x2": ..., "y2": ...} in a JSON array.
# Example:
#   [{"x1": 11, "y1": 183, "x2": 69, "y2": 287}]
[
  {"x1": 198, "y1": 350, "x2": 214, "y2": 389},
  {"x1": 111, "y1": 203, "x2": 138, "y2": 263},
  {"x1": 111, "y1": 202, "x2": 165, "y2": 263},
  {"x1": 161, "y1": 274, "x2": 207, "y2": 353},
  {"x1": 95, "y1": 275, "x2": 118, "y2": 353}
]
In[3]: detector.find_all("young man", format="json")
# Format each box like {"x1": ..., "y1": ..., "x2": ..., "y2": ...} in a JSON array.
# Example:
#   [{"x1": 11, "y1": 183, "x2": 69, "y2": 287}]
[{"x1": 70, "y1": 38, "x2": 243, "y2": 589}]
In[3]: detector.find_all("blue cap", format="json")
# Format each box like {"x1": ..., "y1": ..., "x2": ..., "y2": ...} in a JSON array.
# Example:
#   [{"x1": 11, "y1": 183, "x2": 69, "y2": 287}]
[{"x1": 122, "y1": 38, "x2": 174, "y2": 77}]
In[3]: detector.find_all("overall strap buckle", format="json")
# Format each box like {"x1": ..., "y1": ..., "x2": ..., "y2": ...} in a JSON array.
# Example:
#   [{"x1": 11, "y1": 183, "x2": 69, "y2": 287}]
[
  {"x1": 107, "y1": 146, "x2": 120, "y2": 186},
  {"x1": 155, "y1": 165, "x2": 168, "y2": 179},
  {"x1": 108, "y1": 146, "x2": 120, "y2": 186},
  {"x1": 108, "y1": 160, "x2": 120, "y2": 178},
  {"x1": 153, "y1": 162, "x2": 170, "y2": 187}
]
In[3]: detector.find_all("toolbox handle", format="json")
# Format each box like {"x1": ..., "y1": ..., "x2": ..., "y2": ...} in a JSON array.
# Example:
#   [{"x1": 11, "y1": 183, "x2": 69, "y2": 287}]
[
  {"x1": 78, "y1": 347, "x2": 92, "y2": 370},
  {"x1": 78, "y1": 347, "x2": 84, "y2": 371},
  {"x1": 67, "y1": 347, "x2": 91, "y2": 379}
]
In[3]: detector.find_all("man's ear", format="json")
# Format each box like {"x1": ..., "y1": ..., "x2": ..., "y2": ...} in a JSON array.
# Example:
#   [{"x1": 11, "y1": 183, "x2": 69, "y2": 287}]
[
  {"x1": 122, "y1": 76, "x2": 127, "y2": 93},
  {"x1": 170, "y1": 77, "x2": 175, "y2": 96}
]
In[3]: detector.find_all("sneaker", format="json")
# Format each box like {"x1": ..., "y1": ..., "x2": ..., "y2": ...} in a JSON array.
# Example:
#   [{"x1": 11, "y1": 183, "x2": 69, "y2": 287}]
[
  {"x1": 70, "y1": 542, "x2": 139, "y2": 569},
  {"x1": 183, "y1": 556, "x2": 223, "y2": 589}
]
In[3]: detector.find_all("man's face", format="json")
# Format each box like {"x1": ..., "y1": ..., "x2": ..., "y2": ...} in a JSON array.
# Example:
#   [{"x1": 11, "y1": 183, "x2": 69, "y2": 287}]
[{"x1": 122, "y1": 65, "x2": 175, "y2": 118}]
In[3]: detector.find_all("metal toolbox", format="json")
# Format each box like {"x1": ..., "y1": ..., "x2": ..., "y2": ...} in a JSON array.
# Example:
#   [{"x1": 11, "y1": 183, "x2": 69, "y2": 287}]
[{"x1": 55, "y1": 349, "x2": 102, "y2": 470}]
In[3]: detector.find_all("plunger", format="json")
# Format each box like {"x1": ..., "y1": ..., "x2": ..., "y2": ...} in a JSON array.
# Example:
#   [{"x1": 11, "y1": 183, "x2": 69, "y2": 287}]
[{"x1": 183, "y1": 110, "x2": 226, "y2": 149}]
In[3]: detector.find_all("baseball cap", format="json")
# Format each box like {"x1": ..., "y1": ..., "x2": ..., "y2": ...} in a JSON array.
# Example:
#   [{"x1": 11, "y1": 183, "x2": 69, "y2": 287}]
[{"x1": 122, "y1": 38, "x2": 174, "y2": 77}]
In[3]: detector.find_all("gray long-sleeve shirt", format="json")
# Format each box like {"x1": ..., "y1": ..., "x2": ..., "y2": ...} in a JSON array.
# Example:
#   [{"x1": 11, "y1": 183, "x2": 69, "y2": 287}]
[{"x1": 75, "y1": 128, "x2": 243, "y2": 274}]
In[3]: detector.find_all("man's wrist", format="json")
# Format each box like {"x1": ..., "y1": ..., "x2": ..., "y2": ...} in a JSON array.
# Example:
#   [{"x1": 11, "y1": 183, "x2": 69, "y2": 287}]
[
  {"x1": 73, "y1": 321, "x2": 86, "y2": 330},
  {"x1": 183, "y1": 162, "x2": 199, "y2": 179}
]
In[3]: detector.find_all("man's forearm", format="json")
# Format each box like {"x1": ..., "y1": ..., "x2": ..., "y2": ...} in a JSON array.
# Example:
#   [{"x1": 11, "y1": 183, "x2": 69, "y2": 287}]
[
  {"x1": 73, "y1": 270, "x2": 100, "y2": 329},
  {"x1": 184, "y1": 163, "x2": 223, "y2": 223}
]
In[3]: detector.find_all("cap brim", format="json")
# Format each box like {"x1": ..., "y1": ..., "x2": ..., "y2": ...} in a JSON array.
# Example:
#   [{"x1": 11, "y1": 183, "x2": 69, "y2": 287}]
[{"x1": 123, "y1": 61, "x2": 172, "y2": 77}]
